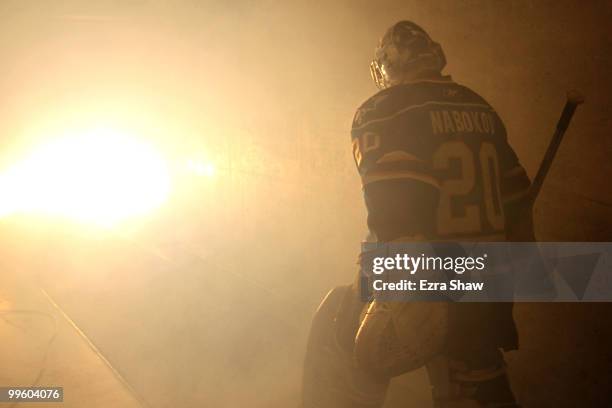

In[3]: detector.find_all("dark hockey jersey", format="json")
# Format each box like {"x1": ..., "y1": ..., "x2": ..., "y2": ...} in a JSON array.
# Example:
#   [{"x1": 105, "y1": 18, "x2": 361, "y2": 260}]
[{"x1": 351, "y1": 76, "x2": 530, "y2": 242}]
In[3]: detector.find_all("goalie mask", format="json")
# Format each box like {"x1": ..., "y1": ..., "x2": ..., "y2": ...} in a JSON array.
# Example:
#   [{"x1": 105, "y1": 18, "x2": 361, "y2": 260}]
[{"x1": 370, "y1": 21, "x2": 446, "y2": 89}]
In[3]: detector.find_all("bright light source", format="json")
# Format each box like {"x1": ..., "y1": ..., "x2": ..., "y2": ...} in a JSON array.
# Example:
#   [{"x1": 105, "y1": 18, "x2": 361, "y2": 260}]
[
  {"x1": 203, "y1": 163, "x2": 215, "y2": 177},
  {"x1": 0, "y1": 126, "x2": 170, "y2": 226},
  {"x1": 186, "y1": 159, "x2": 216, "y2": 177}
]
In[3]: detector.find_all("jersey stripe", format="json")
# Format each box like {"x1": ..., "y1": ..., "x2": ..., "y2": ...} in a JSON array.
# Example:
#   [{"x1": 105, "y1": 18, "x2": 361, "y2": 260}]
[
  {"x1": 361, "y1": 169, "x2": 440, "y2": 189},
  {"x1": 352, "y1": 100, "x2": 494, "y2": 131},
  {"x1": 502, "y1": 188, "x2": 530, "y2": 204},
  {"x1": 503, "y1": 166, "x2": 527, "y2": 178}
]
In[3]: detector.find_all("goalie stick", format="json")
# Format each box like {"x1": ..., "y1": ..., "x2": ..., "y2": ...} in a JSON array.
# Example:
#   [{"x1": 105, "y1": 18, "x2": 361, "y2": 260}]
[{"x1": 526, "y1": 90, "x2": 585, "y2": 205}]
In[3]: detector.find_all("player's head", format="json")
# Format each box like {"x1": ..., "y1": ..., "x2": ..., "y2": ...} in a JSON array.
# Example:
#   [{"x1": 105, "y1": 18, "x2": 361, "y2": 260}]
[{"x1": 370, "y1": 21, "x2": 446, "y2": 89}]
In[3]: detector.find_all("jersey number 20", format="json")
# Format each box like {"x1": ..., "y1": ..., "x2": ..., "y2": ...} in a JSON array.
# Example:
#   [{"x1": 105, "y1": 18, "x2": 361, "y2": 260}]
[{"x1": 433, "y1": 141, "x2": 504, "y2": 236}]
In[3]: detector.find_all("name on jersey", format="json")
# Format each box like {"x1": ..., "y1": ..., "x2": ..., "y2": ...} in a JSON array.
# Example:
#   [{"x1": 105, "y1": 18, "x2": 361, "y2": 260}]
[{"x1": 430, "y1": 110, "x2": 495, "y2": 135}]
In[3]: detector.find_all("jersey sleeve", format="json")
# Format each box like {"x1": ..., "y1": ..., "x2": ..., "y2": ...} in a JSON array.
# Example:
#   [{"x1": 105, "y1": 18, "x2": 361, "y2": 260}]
[
  {"x1": 494, "y1": 120, "x2": 531, "y2": 206},
  {"x1": 351, "y1": 91, "x2": 440, "y2": 191},
  {"x1": 351, "y1": 90, "x2": 440, "y2": 241}
]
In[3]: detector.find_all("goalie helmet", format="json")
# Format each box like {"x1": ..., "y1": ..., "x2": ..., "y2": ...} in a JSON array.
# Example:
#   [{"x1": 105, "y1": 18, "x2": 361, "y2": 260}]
[{"x1": 370, "y1": 21, "x2": 446, "y2": 89}]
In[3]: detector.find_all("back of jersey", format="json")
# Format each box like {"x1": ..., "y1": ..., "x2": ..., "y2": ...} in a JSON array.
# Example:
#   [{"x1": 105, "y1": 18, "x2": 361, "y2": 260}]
[{"x1": 351, "y1": 77, "x2": 530, "y2": 242}]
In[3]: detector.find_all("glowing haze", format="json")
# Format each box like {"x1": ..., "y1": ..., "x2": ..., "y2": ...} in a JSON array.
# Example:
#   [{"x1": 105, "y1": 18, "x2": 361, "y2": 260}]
[{"x1": 0, "y1": 126, "x2": 171, "y2": 226}]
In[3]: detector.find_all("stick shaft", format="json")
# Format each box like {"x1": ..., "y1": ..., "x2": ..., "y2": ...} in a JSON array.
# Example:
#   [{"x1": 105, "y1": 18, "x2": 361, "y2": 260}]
[{"x1": 526, "y1": 91, "x2": 584, "y2": 204}]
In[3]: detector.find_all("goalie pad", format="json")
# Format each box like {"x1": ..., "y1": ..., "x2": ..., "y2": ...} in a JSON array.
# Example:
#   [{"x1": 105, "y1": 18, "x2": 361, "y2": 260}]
[
  {"x1": 301, "y1": 286, "x2": 389, "y2": 408},
  {"x1": 354, "y1": 299, "x2": 448, "y2": 377}
]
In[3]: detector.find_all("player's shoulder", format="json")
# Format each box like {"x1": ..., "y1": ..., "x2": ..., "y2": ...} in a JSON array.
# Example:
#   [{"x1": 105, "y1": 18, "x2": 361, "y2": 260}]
[
  {"x1": 351, "y1": 87, "x2": 397, "y2": 132},
  {"x1": 351, "y1": 76, "x2": 494, "y2": 132}
]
